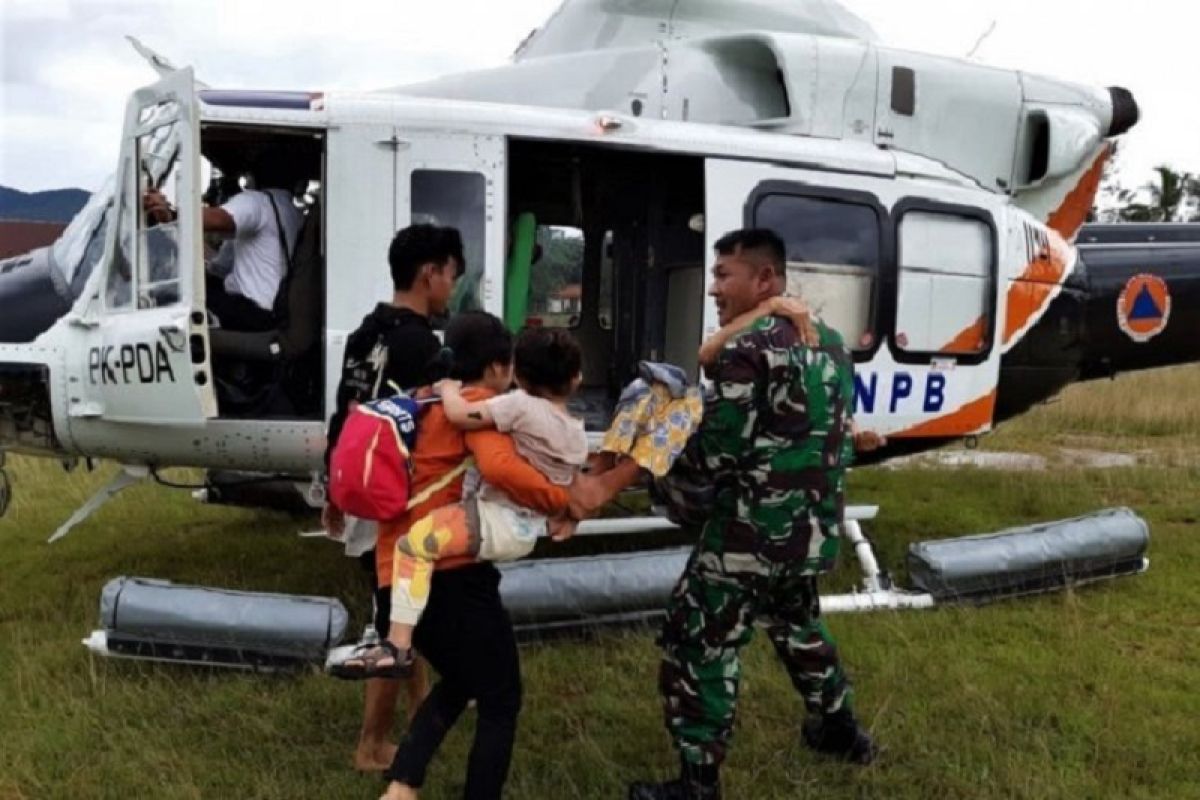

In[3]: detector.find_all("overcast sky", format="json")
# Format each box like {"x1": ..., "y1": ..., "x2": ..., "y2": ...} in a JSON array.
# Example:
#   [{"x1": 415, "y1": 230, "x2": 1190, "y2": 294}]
[{"x1": 2, "y1": 0, "x2": 1195, "y2": 194}]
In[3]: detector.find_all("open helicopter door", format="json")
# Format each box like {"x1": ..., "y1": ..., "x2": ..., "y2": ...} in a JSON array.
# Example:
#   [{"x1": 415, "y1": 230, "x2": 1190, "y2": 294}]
[
  {"x1": 82, "y1": 67, "x2": 216, "y2": 424},
  {"x1": 704, "y1": 158, "x2": 1004, "y2": 438}
]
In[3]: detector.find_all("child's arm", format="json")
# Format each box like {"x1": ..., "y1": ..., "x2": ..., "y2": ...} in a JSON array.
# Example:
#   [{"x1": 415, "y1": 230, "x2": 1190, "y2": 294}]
[
  {"x1": 435, "y1": 380, "x2": 495, "y2": 430},
  {"x1": 698, "y1": 297, "x2": 818, "y2": 367},
  {"x1": 698, "y1": 304, "x2": 769, "y2": 367},
  {"x1": 765, "y1": 296, "x2": 818, "y2": 346}
]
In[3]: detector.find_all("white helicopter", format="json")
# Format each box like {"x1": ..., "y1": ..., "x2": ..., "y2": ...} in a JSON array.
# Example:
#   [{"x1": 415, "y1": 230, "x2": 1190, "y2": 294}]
[{"x1": 0, "y1": 0, "x2": 1191, "y2": 556}]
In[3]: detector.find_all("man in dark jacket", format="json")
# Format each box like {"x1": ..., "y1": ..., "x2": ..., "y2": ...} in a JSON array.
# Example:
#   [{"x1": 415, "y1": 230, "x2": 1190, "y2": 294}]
[{"x1": 322, "y1": 223, "x2": 463, "y2": 772}]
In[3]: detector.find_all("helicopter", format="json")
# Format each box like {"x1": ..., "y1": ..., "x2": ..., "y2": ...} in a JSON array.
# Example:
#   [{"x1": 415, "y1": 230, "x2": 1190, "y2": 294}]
[{"x1": 0, "y1": 0, "x2": 1197, "y2": 545}]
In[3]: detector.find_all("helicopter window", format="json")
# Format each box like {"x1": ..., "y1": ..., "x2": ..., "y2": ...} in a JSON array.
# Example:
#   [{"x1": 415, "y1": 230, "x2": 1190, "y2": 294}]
[
  {"x1": 891, "y1": 67, "x2": 916, "y2": 117},
  {"x1": 753, "y1": 193, "x2": 879, "y2": 351},
  {"x1": 135, "y1": 124, "x2": 183, "y2": 309},
  {"x1": 896, "y1": 210, "x2": 992, "y2": 355},
  {"x1": 525, "y1": 225, "x2": 585, "y2": 329},
  {"x1": 105, "y1": 183, "x2": 134, "y2": 309},
  {"x1": 598, "y1": 230, "x2": 614, "y2": 330},
  {"x1": 52, "y1": 175, "x2": 115, "y2": 300},
  {"x1": 412, "y1": 170, "x2": 487, "y2": 318}
]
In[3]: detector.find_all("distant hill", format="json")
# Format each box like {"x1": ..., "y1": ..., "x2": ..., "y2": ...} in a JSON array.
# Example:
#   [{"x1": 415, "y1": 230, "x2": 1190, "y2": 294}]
[{"x1": 0, "y1": 185, "x2": 90, "y2": 223}]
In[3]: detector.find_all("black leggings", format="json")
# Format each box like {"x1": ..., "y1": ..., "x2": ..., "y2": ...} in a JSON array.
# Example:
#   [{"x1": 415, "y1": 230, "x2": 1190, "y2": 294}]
[{"x1": 386, "y1": 564, "x2": 522, "y2": 800}]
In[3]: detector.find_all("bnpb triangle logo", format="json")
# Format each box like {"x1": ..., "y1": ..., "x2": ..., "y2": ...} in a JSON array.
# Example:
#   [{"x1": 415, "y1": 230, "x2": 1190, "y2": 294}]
[{"x1": 1116, "y1": 273, "x2": 1171, "y2": 343}]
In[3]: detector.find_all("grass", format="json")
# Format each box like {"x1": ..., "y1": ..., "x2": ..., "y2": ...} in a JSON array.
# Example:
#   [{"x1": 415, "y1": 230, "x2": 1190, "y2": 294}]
[
  {"x1": 1, "y1": 367, "x2": 1198, "y2": 799},
  {"x1": 991, "y1": 365, "x2": 1200, "y2": 447}
]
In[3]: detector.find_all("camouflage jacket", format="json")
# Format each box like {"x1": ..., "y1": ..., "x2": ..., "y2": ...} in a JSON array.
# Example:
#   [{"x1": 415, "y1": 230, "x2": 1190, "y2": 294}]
[{"x1": 697, "y1": 315, "x2": 856, "y2": 572}]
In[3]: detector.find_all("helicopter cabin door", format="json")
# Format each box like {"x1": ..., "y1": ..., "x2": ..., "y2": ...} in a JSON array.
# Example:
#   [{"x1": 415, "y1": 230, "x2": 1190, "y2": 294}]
[{"x1": 84, "y1": 68, "x2": 216, "y2": 425}]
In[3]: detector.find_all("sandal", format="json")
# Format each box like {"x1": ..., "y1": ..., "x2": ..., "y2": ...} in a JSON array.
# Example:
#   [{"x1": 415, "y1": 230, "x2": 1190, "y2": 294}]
[{"x1": 329, "y1": 640, "x2": 413, "y2": 680}]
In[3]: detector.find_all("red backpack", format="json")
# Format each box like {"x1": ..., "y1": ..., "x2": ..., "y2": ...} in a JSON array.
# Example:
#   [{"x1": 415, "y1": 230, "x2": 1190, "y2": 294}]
[
  {"x1": 329, "y1": 393, "x2": 472, "y2": 522},
  {"x1": 329, "y1": 394, "x2": 424, "y2": 522}
]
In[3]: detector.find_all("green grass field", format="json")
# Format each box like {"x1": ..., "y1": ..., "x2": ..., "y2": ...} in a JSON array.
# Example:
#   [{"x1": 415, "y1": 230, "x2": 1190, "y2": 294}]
[{"x1": 1, "y1": 368, "x2": 1198, "y2": 799}]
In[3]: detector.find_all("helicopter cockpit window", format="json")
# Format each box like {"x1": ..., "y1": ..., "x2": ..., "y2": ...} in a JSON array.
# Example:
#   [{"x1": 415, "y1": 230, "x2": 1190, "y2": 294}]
[
  {"x1": 753, "y1": 193, "x2": 880, "y2": 351},
  {"x1": 105, "y1": 179, "x2": 134, "y2": 309},
  {"x1": 52, "y1": 175, "x2": 114, "y2": 301},
  {"x1": 896, "y1": 210, "x2": 993, "y2": 356},
  {"x1": 412, "y1": 170, "x2": 486, "y2": 319},
  {"x1": 526, "y1": 225, "x2": 585, "y2": 328},
  {"x1": 106, "y1": 100, "x2": 183, "y2": 311},
  {"x1": 135, "y1": 106, "x2": 183, "y2": 309}
]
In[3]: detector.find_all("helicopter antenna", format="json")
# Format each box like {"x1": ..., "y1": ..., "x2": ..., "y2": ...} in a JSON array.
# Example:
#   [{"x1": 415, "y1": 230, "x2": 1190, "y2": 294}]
[
  {"x1": 965, "y1": 20, "x2": 997, "y2": 60},
  {"x1": 126, "y1": 36, "x2": 209, "y2": 87}
]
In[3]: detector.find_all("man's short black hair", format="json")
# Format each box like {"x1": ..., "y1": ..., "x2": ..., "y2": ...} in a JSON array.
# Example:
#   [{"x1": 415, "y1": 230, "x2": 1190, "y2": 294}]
[
  {"x1": 445, "y1": 311, "x2": 513, "y2": 383},
  {"x1": 389, "y1": 224, "x2": 467, "y2": 291},
  {"x1": 515, "y1": 327, "x2": 582, "y2": 398},
  {"x1": 251, "y1": 153, "x2": 297, "y2": 192},
  {"x1": 714, "y1": 228, "x2": 787, "y2": 277}
]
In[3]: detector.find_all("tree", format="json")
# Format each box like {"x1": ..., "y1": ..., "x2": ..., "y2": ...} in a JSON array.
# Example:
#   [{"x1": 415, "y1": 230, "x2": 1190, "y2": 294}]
[
  {"x1": 1094, "y1": 162, "x2": 1198, "y2": 223},
  {"x1": 1120, "y1": 165, "x2": 1194, "y2": 222},
  {"x1": 1188, "y1": 176, "x2": 1200, "y2": 222},
  {"x1": 1146, "y1": 165, "x2": 1190, "y2": 221},
  {"x1": 528, "y1": 226, "x2": 584, "y2": 314}
]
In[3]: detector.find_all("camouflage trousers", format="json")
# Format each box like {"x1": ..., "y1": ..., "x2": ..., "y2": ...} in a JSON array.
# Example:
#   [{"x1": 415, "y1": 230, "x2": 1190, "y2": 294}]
[{"x1": 658, "y1": 545, "x2": 852, "y2": 768}]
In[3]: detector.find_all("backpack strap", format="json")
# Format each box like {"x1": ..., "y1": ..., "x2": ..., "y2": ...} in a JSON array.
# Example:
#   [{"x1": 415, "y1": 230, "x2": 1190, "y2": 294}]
[
  {"x1": 264, "y1": 190, "x2": 298, "y2": 325},
  {"x1": 264, "y1": 190, "x2": 296, "y2": 272},
  {"x1": 407, "y1": 457, "x2": 474, "y2": 509}
]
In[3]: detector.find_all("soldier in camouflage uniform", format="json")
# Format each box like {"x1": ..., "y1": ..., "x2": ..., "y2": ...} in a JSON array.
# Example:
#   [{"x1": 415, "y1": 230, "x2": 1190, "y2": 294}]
[{"x1": 626, "y1": 228, "x2": 877, "y2": 800}]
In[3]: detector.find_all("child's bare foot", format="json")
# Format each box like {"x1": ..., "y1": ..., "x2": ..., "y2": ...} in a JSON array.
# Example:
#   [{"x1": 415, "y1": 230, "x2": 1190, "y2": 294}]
[
  {"x1": 380, "y1": 781, "x2": 419, "y2": 800},
  {"x1": 353, "y1": 740, "x2": 398, "y2": 772}
]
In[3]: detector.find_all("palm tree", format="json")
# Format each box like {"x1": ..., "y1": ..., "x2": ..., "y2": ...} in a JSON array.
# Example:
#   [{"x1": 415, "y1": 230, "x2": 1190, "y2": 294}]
[{"x1": 1125, "y1": 165, "x2": 1192, "y2": 222}]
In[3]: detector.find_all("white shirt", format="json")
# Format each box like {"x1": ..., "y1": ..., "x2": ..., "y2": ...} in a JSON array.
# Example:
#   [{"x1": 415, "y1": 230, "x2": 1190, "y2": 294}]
[{"x1": 219, "y1": 189, "x2": 304, "y2": 311}]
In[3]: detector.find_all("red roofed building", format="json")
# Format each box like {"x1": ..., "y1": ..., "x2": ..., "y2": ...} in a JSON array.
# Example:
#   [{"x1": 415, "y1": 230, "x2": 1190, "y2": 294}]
[
  {"x1": 0, "y1": 221, "x2": 65, "y2": 260},
  {"x1": 549, "y1": 283, "x2": 582, "y2": 313}
]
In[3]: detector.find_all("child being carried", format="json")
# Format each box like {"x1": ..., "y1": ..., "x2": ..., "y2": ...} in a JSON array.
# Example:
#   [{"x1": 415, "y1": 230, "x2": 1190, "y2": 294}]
[{"x1": 385, "y1": 327, "x2": 589, "y2": 672}]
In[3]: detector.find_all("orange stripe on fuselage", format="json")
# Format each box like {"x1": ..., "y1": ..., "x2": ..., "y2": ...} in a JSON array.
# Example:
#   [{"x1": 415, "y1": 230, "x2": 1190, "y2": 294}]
[
  {"x1": 1000, "y1": 146, "x2": 1110, "y2": 347},
  {"x1": 1047, "y1": 145, "x2": 1111, "y2": 240},
  {"x1": 908, "y1": 149, "x2": 1110, "y2": 438},
  {"x1": 889, "y1": 390, "x2": 997, "y2": 439},
  {"x1": 1003, "y1": 266, "x2": 1063, "y2": 344},
  {"x1": 939, "y1": 316, "x2": 987, "y2": 354}
]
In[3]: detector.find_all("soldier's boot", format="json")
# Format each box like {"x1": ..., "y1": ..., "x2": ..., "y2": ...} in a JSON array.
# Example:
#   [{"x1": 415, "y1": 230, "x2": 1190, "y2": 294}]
[
  {"x1": 802, "y1": 709, "x2": 879, "y2": 765},
  {"x1": 628, "y1": 761, "x2": 722, "y2": 800}
]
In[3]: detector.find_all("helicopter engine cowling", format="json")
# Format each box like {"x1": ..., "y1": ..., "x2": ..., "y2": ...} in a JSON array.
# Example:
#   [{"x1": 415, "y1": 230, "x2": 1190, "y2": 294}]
[{"x1": 0, "y1": 246, "x2": 72, "y2": 344}]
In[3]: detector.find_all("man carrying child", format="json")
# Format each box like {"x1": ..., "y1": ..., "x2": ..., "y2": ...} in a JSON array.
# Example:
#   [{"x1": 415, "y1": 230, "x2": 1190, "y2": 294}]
[{"x1": 568, "y1": 228, "x2": 878, "y2": 800}]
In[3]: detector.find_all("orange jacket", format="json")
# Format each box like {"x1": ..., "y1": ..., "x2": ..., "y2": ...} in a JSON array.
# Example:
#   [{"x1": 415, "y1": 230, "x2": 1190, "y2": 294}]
[{"x1": 376, "y1": 386, "x2": 570, "y2": 586}]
